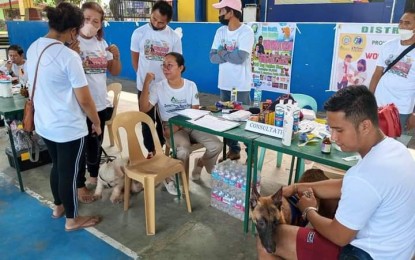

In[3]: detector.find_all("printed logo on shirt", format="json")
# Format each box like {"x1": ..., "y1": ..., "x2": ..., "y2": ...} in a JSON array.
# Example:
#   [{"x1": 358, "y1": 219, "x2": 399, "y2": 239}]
[
  {"x1": 164, "y1": 96, "x2": 191, "y2": 114},
  {"x1": 385, "y1": 54, "x2": 413, "y2": 78},
  {"x1": 306, "y1": 231, "x2": 316, "y2": 244},
  {"x1": 80, "y1": 50, "x2": 108, "y2": 74},
  {"x1": 144, "y1": 39, "x2": 170, "y2": 61},
  {"x1": 220, "y1": 39, "x2": 238, "y2": 52},
  {"x1": 195, "y1": 93, "x2": 199, "y2": 100}
]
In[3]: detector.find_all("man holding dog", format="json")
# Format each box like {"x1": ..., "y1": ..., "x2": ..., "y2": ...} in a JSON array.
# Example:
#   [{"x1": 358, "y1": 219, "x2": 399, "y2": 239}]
[{"x1": 257, "y1": 85, "x2": 415, "y2": 259}]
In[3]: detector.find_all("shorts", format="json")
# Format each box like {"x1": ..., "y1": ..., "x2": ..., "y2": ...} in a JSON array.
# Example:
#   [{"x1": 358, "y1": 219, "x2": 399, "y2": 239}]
[{"x1": 296, "y1": 227, "x2": 341, "y2": 260}]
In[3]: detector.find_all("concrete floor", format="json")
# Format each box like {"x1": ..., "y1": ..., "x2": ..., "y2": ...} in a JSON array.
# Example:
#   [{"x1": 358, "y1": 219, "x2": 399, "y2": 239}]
[
  {"x1": 0, "y1": 78, "x2": 304, "y2": 259},
  {"x1": 2, "y1": 77, "x2": 414, "y2": 259}
]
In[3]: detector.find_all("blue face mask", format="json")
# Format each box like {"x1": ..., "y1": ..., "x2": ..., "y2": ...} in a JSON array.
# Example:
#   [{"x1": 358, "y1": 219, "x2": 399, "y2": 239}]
[{"x1": 219, "y1": 15, "x2": 229, "y2": 26}]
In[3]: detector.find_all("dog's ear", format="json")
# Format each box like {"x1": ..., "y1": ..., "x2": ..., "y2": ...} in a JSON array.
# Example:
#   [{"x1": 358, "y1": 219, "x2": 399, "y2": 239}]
[
  {"x1": 271, "y1": 187, "x2": 283, "y2": 209},
  {"x1": 250, "y1": 184, "x2": 260, "y2": 210}
]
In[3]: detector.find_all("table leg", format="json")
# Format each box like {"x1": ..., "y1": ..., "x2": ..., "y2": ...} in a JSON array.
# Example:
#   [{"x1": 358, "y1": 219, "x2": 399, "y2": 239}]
[
  {"x1": 7, "y1": 126, "x2": 24, "y2": 192},
  {"x1": 222, "y1": 138, "x2": 227, "y2": 161},
  {"x1": 288, "y1": 156, "x2": 296, "y2": 185},
  {"x1": 294, "y1": 158, "x2": 305, "y2": 183},
  {"x1": 243, "y1": 141, "x2": 253, "y2": 233}
]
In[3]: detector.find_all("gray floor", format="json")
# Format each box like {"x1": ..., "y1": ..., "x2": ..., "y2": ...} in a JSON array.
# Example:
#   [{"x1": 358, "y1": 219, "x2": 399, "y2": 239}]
[{"x1": 2, "y1": 77, "x2": 414, "y2": 259}]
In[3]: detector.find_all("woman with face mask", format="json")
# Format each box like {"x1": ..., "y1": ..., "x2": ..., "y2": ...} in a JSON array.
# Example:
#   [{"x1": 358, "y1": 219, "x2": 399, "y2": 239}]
[
  {"x1": 76, "y1": 2, "x2": 122, "y2": 203},
  {"x1": 26, "y1": 2, "x2": 101, "y2": 231}
]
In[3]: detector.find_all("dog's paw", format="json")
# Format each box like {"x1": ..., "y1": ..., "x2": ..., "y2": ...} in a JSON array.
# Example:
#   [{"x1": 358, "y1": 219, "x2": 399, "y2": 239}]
[
  {"x1": 110, "y1": 195, "x2": 123, "y2": 204},
  {"x1": 93, "y1": 193, "x2": 102, "y2": 201}
]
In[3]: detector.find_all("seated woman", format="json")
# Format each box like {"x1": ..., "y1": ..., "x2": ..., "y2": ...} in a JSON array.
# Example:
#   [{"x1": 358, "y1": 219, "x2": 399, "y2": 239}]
[{"x1": 139, "y1": 52, "x2": 222, "y2": 195}]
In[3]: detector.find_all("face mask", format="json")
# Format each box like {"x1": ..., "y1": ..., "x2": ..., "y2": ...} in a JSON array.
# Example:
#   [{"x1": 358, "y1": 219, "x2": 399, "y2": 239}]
[
  {"x1": 81, "y1": 23, "x2": 99, "y2": 38},
  {"x1": 219, "y1": 15, "x2": 229, "y2": 26},
  {"x1": 399, "y1": 29, "x2": 414, "y2": 41},
  {"x1": 64, "y1": 32, "x2": 75, "y2": 47}
]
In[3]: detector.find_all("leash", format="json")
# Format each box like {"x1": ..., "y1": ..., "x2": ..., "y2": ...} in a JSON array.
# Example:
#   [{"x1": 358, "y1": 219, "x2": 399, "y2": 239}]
[{"x1": 287, "y1": 195, "x2": 308, "y2": 227}]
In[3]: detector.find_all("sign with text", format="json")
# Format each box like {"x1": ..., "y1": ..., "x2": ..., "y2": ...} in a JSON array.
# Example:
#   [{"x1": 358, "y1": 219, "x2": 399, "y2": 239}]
[
  {"x1": 329, "y1": 23, "x2": 398, "y2": 91},
  {"x1": 245, "y1": 120, "x2": 284, "y2": 138},
  {"x1": 249, "y1": 22, "x2": 296, "y2": 94}
]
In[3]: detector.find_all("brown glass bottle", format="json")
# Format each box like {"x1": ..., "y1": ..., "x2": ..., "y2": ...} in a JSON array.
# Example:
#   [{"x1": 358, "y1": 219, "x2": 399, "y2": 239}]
[{"x1": 321, "y1": 137, "x2": 332, "y2": 154}]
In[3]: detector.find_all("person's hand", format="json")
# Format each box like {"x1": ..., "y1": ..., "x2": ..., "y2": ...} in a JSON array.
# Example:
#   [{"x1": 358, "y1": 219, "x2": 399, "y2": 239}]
[
  {"x1": 297, "y1": 188, "x2": 318, "y2": 213},
  {"x1": 91, "y1": 123, "x2": 102, "y2": 136},
  {"x1": 106, "y1": 44, "x2": 120, "y2": 60},
  {"x1": 68, "y1": 39, "x2": 81, "y2": 54},
  {"x1": 5, "y1": 60, "x2": 12, "y2": 72},
  {"x1": 282, "y1": 185, "x2": 296, "y2": 197},
  {"x1": 144, "y1": 72, "x2": 155, "y2": 85}
]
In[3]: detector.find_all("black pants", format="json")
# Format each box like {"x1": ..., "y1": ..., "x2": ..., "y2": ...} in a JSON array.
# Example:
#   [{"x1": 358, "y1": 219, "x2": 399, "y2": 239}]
[
  {"x1": 138, "y1": 91, "x2": 165, "y2": 153},
  {"x1": 43, "y1": 136, "x2": 86, "y2": 218},
  {"x1": 76, "y1": 109, "x2": 107, "y2": 189},
  {"x1": 339, "y1": 244, "x2": 373, "y2": 260}
]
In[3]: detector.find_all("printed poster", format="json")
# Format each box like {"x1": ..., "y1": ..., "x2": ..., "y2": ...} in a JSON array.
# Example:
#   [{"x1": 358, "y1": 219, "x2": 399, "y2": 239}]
[
  {"x1": 329, "y1": 23, "x2": 398, "y2": 91},
  {"x1": 249, "y1": 22, "x2": 296, "y2": 94}
]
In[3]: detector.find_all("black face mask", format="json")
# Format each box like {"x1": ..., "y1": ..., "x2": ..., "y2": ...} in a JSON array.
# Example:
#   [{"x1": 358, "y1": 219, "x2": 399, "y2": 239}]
[
  {"x1": 219, "y1": 15, "x2": 229, "y2": 26},
  {"x1": 150, "y1": 22, "x2": 165, "y2": 31}
]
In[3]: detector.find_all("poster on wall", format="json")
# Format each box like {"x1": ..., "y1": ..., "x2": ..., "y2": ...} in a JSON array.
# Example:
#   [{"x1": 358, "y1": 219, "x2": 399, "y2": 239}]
[
  {"x1": 274, "y1": 0, "x2": 372, "y2": 4},
  {"x1": 249, "y1": 22, "x2": 296, "y2": 94},
  {"x1": 329, "y1": 23, "x2": 398, "y2": 91}
]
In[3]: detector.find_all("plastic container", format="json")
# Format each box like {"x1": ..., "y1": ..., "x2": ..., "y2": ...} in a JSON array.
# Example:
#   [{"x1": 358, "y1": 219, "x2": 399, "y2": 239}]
[
  {"x1": 253, "y1": 87, "x2": 262, "y2": 108},
  {"x1": 274, "y1": 100, "x2": 285, "y2": 127},
  {"x1": 282, "y1": 102, "x2": 294, "y2": 146},
  {"x1": 230, "y1": 87, "x2": 238, "y2": 103},
  {"x1": 0, "y1": 80, "x2": 13, "y2": 98},
  {"x1": 292, "y1": 102, "x2": 301, "y2": 133}
]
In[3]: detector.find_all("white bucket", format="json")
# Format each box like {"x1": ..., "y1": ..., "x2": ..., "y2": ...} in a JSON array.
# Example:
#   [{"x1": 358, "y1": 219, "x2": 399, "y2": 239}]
[{"x1": 0, "y1": 80, "x2": 13, "y2": 98}]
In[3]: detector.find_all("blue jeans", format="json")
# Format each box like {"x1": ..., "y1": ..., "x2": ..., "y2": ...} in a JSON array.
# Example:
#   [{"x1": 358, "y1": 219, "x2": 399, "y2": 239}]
[
  {"x1": 220, "y1": 89, "x2": 251, "y2": 153},
  {"x1": 339, "y1": 244, "x2": 373, "y2": 260}
]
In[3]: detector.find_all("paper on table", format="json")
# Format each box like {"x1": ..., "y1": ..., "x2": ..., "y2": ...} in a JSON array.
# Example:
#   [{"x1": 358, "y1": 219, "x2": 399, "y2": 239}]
[
  {"x1": 175, "y1": 108, "x2": 211, "y2": 120},
  {"x1": 188, "y1": 115, "x2": 240, "y2": 132}
]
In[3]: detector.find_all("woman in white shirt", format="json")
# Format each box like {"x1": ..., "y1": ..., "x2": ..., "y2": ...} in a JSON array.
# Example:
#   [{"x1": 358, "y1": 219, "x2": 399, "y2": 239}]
[
  {"x1": 26, "y1": 2, "x2": 101, "y2": 231},
  {"x1": 139, "y1": 52, "x2": 222, "y2": 195}
]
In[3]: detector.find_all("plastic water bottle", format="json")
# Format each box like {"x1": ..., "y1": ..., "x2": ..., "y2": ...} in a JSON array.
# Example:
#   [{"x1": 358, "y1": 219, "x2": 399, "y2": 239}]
[
  {"x1": 292, "y1": 102, "x2": 301, "y2": 133},
  {"x1": 253, "y1": 87, "x2": 262, "y2": 108},
  {"x1": 230, "y1": 87, "x2": 238, "y2": 102},
  {"x1": 282, "y1": 101, "x2": 294, "y2": 146},
  {"x1": 274, "y1": 100, "x2": 285, "y2": 127}
]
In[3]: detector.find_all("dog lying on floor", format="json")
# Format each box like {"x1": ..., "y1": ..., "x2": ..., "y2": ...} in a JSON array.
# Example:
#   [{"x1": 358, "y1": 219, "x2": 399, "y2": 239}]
[
  {"x1": 93, "y1": 157, "x2": 143, "y2": 203},
  {"x1": 250, "y1": 168, "x2": 338, "y2": 254}
]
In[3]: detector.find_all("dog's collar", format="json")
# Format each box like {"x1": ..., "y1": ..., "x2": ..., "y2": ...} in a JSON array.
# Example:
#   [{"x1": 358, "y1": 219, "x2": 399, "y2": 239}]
[
  {"x1": 99, "y1": 174, "x2": 114, "y2": 188},
  {"x1": 287, "y1": 195, "x2": 308, "y2": 227}
]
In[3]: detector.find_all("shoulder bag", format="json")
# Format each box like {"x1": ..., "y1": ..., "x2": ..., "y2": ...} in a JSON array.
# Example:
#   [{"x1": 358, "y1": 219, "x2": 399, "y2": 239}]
[{"x1": 23, "y1": 42, "x2": 61, "y2": 132}]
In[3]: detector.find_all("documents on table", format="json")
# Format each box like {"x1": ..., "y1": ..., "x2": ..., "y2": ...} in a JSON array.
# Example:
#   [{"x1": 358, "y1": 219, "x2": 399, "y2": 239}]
[
  {"x1": 188, "y1": 115, "x2": 240, "y2": 132},
  {"x1": 175, "y1": 108, "x2": 211, "y2": 120}
]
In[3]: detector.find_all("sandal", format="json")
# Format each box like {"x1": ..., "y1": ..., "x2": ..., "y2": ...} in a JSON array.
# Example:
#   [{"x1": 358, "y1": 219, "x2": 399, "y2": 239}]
[
  {"x1": 51, "y1": 205, "x2": 65, "y2": 219},
  {"x1": 78, "y1": 187, "x2": 96, "y2": 204},
  {"x1": 65, "y1": 216, "x2": 101, "y2": 232}
]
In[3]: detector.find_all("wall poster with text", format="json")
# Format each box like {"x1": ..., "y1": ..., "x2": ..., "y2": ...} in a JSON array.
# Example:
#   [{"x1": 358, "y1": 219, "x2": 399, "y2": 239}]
[
  {"x1": 329, "y1": 23, "x2": 398, "y2": 91},
  {"x1": 249, "y1": 22, "x2": 296, "y2": 94}
]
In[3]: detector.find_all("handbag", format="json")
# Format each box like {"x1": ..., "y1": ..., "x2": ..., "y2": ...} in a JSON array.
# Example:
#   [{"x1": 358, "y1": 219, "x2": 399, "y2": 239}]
[
  {"x1": 22, "y1": 42, "x2": 61, "y2": 132},
  {"x1": 378, "y1": 103, "x2": 401, "y2": 137}
]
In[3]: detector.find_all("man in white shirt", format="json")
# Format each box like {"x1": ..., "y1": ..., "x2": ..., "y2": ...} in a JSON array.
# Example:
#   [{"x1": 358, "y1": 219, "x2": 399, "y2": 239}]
[
  {"x1": 1, "y1": 45, "x2": 28, "y2": 83},
  {"x1": 256, "y1": 85, "x2": 415, "y2": 259},
  {"x1": 369, "y1": 9, "x2": 415, "y2": 133},
  {"x1": 210, "y1": 0, "x2": 254, "y2": 161},
  {"x1": 130, "y1": 0, "x2": 182, "y2": 158}
]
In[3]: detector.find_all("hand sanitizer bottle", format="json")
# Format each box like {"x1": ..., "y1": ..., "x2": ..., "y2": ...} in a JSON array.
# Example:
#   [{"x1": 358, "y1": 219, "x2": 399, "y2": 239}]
[{"x1": 282, "y1": 103, "x2": 294, "y2": 146}]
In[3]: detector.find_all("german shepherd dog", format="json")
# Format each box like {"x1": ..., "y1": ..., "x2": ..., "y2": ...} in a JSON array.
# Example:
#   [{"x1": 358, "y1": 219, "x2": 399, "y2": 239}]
[{"x1": 250, "y1": 168, "x2": 338, "y2": 254}]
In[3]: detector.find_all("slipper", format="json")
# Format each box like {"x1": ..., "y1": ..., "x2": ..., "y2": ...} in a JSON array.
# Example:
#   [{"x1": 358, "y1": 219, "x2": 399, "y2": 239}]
[
  {"x1": 65, "y1": 216, "x2": 101, "y2": 232},
  {"x1": 51, "y1": 210, "x2": 65, "y2": 219}
]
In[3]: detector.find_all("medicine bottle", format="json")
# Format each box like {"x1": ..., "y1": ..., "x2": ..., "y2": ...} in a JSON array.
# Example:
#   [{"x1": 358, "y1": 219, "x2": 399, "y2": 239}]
[{"x1": 321, "y1": 137, "x2": 332, "y2": 154}]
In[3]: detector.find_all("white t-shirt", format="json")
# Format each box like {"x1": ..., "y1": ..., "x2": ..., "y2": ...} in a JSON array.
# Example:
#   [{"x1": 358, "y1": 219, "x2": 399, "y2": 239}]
[
  {"x1": 0, "y1": 61, "x2": 28, "y2": 83},
  {"x1": 149, "y1": 78, "x2": 199, "y2": 121},
  {"x1": 335, "y1": 137, "x2": 415, "y2": 259},
  {"x1": 130, "y1": 23, "x2": 182, "y2": 91},
  {"x1": 26, "y1": 37, "x2": 89, "y2": 143},
  {"x1": 78, "y1": 36, "x2": 113, "y2": 111},
  {"x1": 211, "y1": 24, "x2": 254, "y2": 92},
  {"x1": 375, "y1": 38, "x2": 415, "y2": 114}
]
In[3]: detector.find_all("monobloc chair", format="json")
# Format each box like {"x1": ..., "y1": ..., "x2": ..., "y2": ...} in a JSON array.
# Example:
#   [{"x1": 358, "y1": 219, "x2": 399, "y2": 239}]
[
  {"x1": 257, "y1": 93, "x2": 318, "y2": 183},
  {"x1": 106, "y1": 83, "x2": 122, "y2": 147},
  {"x1": 112, "y1": 111, "x2": 192, "y2": 235}
]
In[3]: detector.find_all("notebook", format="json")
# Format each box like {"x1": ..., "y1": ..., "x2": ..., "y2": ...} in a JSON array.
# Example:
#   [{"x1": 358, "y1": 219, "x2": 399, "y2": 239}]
[
  {"x1": 188, "y1": 115, "x2": 240, "y2": 132},
  {"x1": 175, "y1": 109, "x2": 211, "y2": 120}
]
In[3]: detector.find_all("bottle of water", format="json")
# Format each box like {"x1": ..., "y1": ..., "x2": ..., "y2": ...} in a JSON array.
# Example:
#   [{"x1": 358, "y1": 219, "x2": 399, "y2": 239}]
[
  {"x1": 274, "y1": 100, "x2": 285, "y2": 127},
  {"x1": 230, "y1": 87, "x2": 238, "y2": 102},
  {"x1": 253, "y1": 87, "x2": 262, "y2": 108}
]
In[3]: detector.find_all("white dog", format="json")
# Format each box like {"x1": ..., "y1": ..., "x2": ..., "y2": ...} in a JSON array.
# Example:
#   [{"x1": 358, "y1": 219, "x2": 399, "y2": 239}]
[{"x1": 93, "y1": 157, "x2": 143, "y2": 203}]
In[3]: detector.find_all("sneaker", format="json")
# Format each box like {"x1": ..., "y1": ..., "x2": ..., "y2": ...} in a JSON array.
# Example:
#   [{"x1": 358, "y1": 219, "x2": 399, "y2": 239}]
[
  {"x1": 163, "y1": 179, "x2": 178, "y2": 196},
  {"x1": 218, "y1": 151, "x2": 241, "y2": 163},
  {"x1": 191, "y1": 158, "x2": 203, "y2": 181}
]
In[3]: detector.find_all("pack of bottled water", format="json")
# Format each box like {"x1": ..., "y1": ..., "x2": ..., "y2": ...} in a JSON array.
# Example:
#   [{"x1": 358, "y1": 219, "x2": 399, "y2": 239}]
[{"x1": 210, "y1": 159, "x2": 261, "y2": 221}]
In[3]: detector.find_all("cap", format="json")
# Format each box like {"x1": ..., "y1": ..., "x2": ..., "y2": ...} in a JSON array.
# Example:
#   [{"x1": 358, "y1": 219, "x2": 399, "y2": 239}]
[{"x1": 212, "y1": 0, "x2": 242, "y2": 13}]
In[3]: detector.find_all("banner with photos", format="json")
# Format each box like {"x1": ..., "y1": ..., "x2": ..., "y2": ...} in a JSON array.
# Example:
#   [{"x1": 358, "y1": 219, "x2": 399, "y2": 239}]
[
  {"x1": 249, "y1": 22, "x2": 296, "y2": 94},
  {"x1": 329, "y1": 23, "x2": 398, "y2": 91}
]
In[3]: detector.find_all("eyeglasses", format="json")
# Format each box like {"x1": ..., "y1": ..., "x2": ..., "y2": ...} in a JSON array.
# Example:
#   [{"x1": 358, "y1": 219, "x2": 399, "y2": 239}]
[{"x1": 160, "y1": 63, "x2": 177, "y2": 70}]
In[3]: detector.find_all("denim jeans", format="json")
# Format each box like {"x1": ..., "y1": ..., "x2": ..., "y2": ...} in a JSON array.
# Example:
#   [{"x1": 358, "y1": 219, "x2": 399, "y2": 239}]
[
  {"x1": 339, "y1": 244, "x2": 373, "y2": 260},
  {"x1": 219, "y1": 89, "x2": 251, "y2": 153}
]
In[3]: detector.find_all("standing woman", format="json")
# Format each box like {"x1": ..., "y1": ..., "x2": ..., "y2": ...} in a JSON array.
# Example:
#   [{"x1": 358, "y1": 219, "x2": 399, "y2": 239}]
[
  {"x1": 76, "y1": 2, "x2": 122, "y2": 203},
  {"x1": 26, "y1": 2, "x2": 101, "y2": 231}
]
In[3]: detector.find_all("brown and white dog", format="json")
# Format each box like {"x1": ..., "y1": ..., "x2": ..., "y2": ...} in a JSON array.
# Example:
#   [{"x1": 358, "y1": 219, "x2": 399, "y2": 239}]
[
  {"x1": 93, "y1": 158, "x2": 143, "y2": 203},
  {"x1": 249, "y1": 168, "x2": 338, "y2": 254}
]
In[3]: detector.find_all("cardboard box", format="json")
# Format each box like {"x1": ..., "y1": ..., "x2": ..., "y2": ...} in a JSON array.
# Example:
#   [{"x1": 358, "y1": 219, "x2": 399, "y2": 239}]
[{"x1": 5, "y1": 146, "x2": 51, "y2": 171}]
